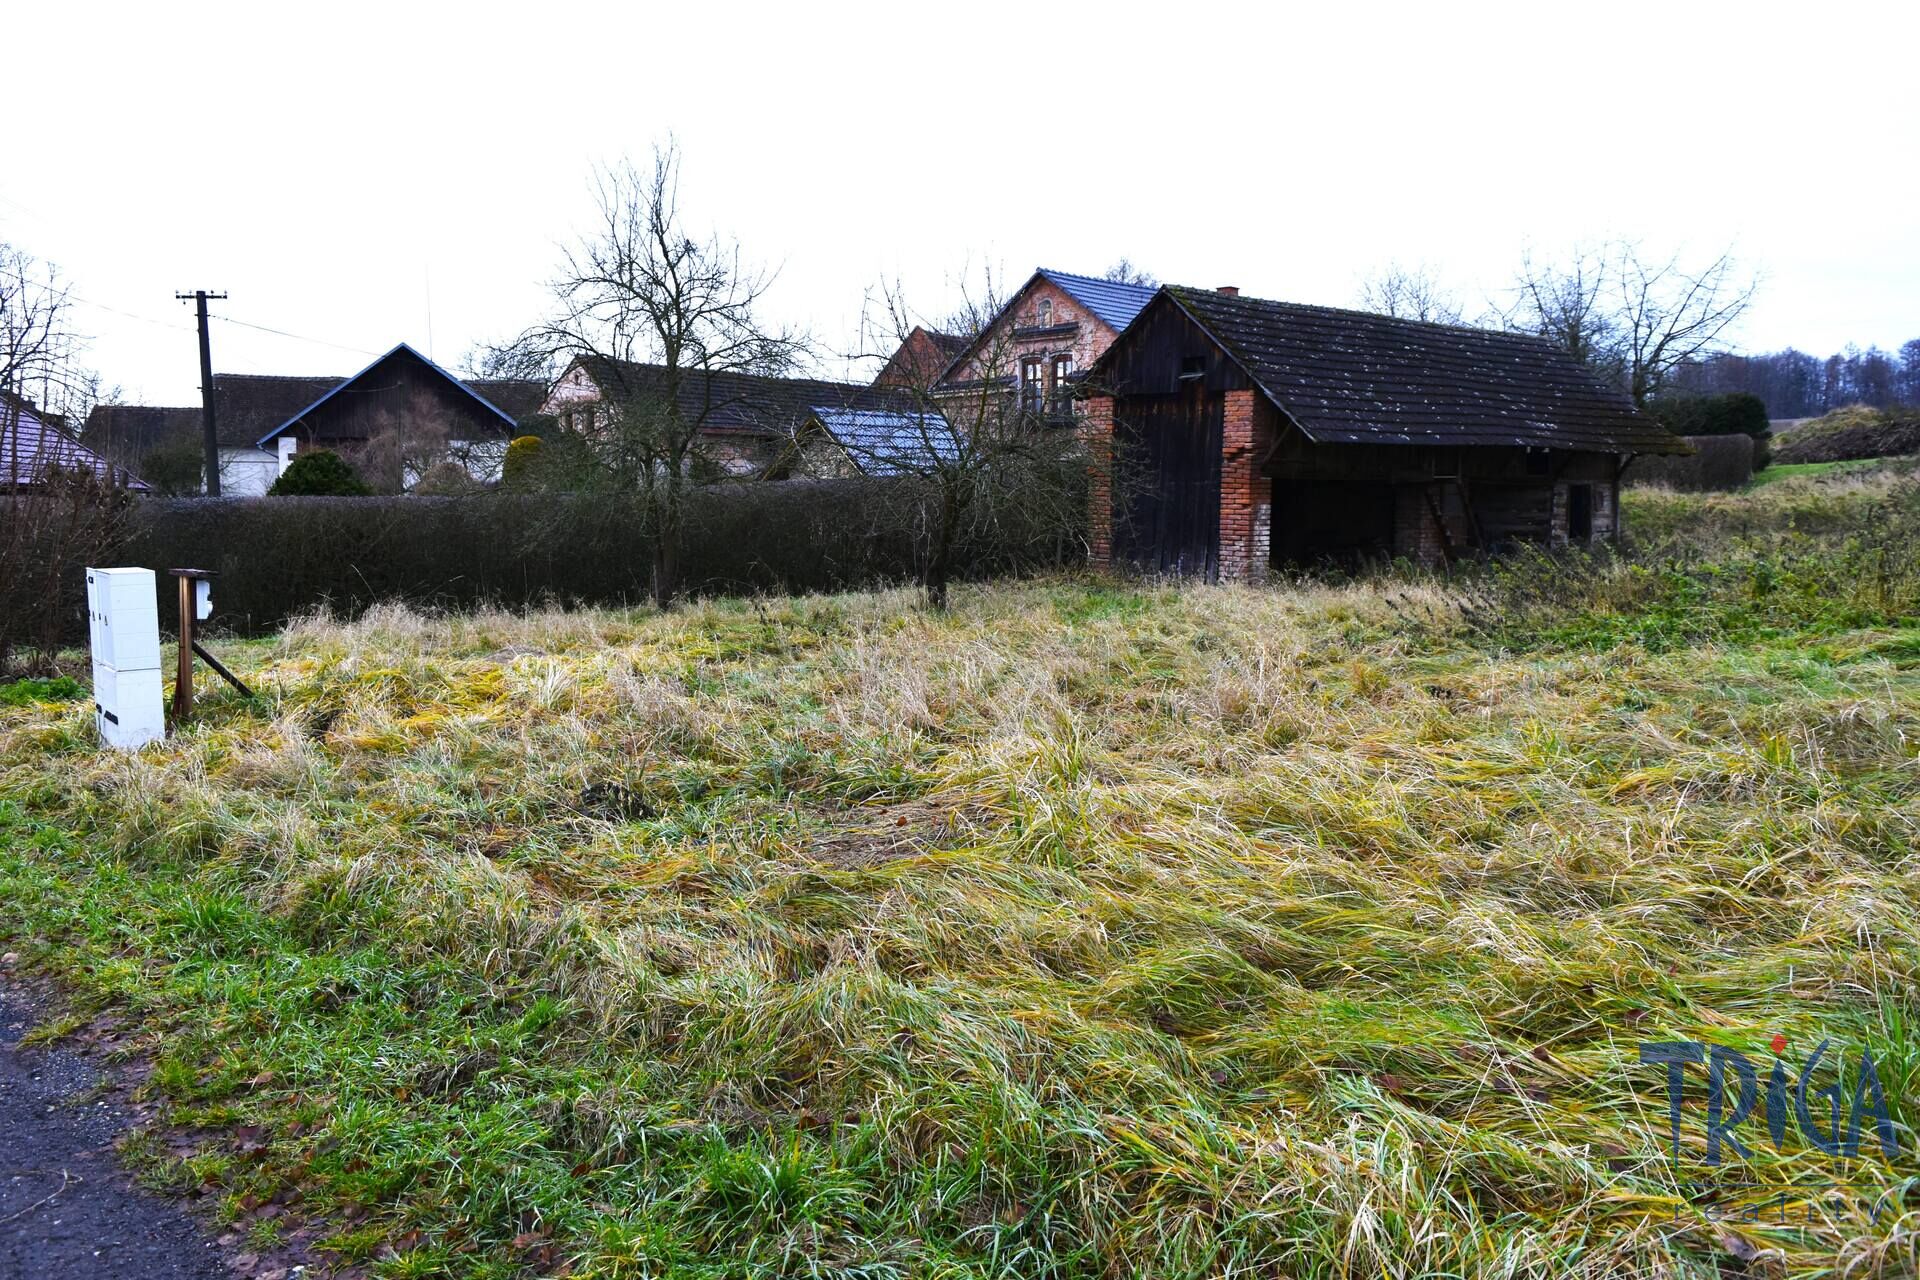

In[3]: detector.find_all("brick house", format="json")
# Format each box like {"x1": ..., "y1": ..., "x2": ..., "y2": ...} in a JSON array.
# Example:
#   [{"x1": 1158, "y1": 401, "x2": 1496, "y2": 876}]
[
  {"x1": 1081, "y1": 286, "x2": 1687, "y2": 580},
  {"x1": 874, "y1": 326, "x2": 967, "y2": 391},
  {"x1": 933, "y1": 269, "x2": 1157, "y2": 422}
]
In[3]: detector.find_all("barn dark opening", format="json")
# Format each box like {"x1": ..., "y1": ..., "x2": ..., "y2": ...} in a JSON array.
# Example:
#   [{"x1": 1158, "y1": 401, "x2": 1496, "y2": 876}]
[
  {"x1": 1112, "y1": 388, "x2": 1224, "y2": 577},
  {"x1": 1269, "y1": 481, "x2": 1396, "y2": 567},
  {"x1": 1567, "y1": 484, "x2": 1593, "y2": 542}
]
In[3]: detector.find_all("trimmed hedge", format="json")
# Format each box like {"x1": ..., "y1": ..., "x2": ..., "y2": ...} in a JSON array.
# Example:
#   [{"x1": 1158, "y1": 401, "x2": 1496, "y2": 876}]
[
  {"x1": 117, "y1": 478, "x2": 1082, "y2": 635},
  {"x1": 1625, "y1": 434, "x2": 1756, "y2": 491},
  {"x1": 1647, "y1": 392, "x2": 1770, "y2": 440}
]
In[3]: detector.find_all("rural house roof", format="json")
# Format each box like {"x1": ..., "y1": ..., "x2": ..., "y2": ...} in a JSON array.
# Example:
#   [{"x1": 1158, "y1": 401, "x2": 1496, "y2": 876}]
[
  {"x1": 255, "y1": 344, "x2": 522, "y2": 446},
  {"x1": 217, "y1": 374, "x2": 351, "y2": 446},
  {"x1": 464, "y1": 378, "x2": 551, "y2": 425},
  {"x1": 803, "y1": 405, "x2": 959, "y2": 475},
  {"x1": 81, "y1": 404, "x2": 203, "y2": 461},
  {"x1": 933, "y1": 268, "x2": 1159, "y2": 390},
  {"x1": 85, "y1": 377, "x2": 339, "y2": 455},
  {"x1": 3, "y1": 398, "x2": 149, "y2": 490},
  {"x1": 1120, "y1": 287, "x2": 1687, "y2": 454},
  {"x1": 563, "y1": 356, "x2": 909, "y2": 436},
  {"x1": 86, "y1": 353, "x2": 548, "y2": 461},
  {"x1": 1036, "y1": 268, "x2": 1158, "y2": 333}
]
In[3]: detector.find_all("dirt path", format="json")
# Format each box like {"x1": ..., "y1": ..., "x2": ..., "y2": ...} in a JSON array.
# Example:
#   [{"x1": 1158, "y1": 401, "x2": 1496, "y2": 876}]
[{"x1": 0, "y1": 981, "x2": 226, "y2": 1280}]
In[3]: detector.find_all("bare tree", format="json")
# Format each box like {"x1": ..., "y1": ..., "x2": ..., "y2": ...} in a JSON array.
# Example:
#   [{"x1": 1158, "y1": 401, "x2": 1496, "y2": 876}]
[
  {"x1": 463, "y1": 332, "x2": 557, "y2": 385},
  {"x1": 1, "y1": 242, "x2": 130, "y2": 674},
  {"x1": 534, "y1": 142, "x2": 807, "y2": 605},
  {"x1": 834, "y1": 270, "x2": 1082, "y2": 608},
  {"x1": 1102, "y1": 259, "x2": 1158, "y2": 288},
  {"x1": 1357, "y1": 262, "x2": 1465, "y2": 325},
  {"x1": 0, "y1": 243, "x2": 80, "y2": 415},
  {"x1": 1610, "y1": 245, "x2": 1757, "y2": 407},
  {"x1": 1502, "y1": 246, "x2": 1621, "y2": 380},
  {"x1": 1501, "y1": 242, "x2": 1756, "y2": 406},
  {"x1": 349, "y1": 390, "x2": 455, "y2": 493}
]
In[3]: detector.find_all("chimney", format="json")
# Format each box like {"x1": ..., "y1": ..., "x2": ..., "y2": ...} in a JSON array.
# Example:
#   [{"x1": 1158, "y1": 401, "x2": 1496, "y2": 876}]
[{"x1": 1216, "y1": 286, "x2": 1239, "y2": 297}]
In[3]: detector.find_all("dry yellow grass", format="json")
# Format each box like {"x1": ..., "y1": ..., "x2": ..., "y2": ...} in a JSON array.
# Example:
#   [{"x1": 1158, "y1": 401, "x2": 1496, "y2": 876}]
[{"x1": 2, "y1": 499, "x2": 1918, "y2": 1276}]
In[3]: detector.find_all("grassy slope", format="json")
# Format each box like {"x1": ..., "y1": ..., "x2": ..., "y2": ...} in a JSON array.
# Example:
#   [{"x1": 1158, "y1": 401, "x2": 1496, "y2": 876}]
[{"x1": 2, "y1": 476, "x2": 1918, "y2": 1278}]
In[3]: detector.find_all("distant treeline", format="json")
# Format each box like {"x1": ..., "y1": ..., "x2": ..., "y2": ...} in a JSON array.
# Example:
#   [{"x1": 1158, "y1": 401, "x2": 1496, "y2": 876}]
[{"x1": 1671, "y1": 340, "x2": 1920, "y2": 418}]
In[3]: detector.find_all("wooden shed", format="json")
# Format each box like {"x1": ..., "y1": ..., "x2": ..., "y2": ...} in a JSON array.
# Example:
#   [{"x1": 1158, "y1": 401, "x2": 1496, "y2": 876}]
[{"x1": 1081, "y1": 287, "x2": 1688, "y2": 579}]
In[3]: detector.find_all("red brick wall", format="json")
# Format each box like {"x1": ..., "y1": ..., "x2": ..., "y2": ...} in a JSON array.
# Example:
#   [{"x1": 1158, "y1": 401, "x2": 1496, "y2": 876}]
[
  {"x1": 1217, "y1": 389, "x2": 1271, "y2": 583},
  {"x1": 1079, "y1": 394, "x2": 1115, "y2": 565}
]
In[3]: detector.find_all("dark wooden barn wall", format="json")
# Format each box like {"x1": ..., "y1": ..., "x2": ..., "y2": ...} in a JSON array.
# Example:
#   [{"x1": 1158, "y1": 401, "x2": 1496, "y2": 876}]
[
  {"x1": 1099, "y1": 302, "x2": 1252, "y2": 397},
  {"x1": 1112, "y1": 385, "x2": 1224, "y2": 577},
  {"x1": 286, "y1": 351, "x2": 507, "y2": 445}
]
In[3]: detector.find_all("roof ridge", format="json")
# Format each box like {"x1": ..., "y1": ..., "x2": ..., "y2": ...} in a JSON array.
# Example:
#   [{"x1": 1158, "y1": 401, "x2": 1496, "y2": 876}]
[{"x1": 1165, "y1": 284, "x2": 1552, "y2": 346}]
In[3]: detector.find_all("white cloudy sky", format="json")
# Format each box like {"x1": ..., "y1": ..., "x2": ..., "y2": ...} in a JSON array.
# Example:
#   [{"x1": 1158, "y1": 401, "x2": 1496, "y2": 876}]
[{"x1": 6, "y1": 1, "x2": 1916, "y2": 405}]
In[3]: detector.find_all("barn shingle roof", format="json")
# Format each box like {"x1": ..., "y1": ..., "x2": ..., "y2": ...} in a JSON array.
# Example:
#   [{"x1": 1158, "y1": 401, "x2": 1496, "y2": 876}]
[{"x1": 1158, "y1": 287, "x2": 1687, "y2": 454}]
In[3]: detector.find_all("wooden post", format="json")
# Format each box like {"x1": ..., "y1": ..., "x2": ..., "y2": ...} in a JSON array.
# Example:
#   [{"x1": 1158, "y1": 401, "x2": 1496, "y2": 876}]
[{"x1": 172, "y1": 573, "x2": 195, "y2": 723}]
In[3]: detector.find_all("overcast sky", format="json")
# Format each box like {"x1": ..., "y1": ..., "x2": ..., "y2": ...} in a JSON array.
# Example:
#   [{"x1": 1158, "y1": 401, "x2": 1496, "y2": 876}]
[{"x1": 7, "y1": 1, "x2": 1916, "y2": 405}]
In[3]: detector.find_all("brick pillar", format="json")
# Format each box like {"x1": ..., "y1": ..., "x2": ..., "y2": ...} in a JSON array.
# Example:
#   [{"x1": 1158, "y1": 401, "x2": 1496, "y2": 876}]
[
  {"x1": 1394, "y1": 485, "x2": 1445, "y2": 566},
  {"x1": 1216, "y1": 389, "x2": 1270, "y2": 584},
  {"x1": 1078, "y1": 394, "x2": 1115, "y2": 566}
]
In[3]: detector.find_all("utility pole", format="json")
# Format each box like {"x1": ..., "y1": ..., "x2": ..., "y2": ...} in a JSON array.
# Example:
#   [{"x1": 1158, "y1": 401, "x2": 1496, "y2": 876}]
[{"x1": 175, "y1": 290, "x2": 228, "y2": 496}]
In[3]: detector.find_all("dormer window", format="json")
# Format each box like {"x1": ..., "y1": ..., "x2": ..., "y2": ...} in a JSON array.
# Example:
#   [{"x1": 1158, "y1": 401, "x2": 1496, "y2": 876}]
[{"x1": 1036, "y1": 299, "x2": 1053, "y2": 327}]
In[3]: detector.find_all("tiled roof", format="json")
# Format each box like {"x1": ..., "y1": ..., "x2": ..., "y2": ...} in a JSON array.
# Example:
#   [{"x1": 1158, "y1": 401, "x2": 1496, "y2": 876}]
[
  {"x1": 212, "y1": 374, "x2": 347, "y2": 446},
  {"x1": 466, "y1": 378, "x2": 551, "y2": 424},
  {"x1": 1158, "y1": 287, "x2": 1688, "y2": 454},
  {"x1": 87, "y1": 360, "x2": 553, "y2": 458},
  {"x1": 926, "y1": 330, "x2": 969, "y2": 360},
  {"x1": 807, "y1": 406, "x2": 958, "y2": 475},
  {"x1": 3, "y1": 400, "x2": 149, "y2": 489},
  {"x1": 82, "y1": 404, "x2": 203, "y2": 462},
  {"x1": 573, "y1": 356, "x2": 904, "y2": 435},
  {"x1": 1038, "y1": 269, "x2": 1158, "y2": 334}
]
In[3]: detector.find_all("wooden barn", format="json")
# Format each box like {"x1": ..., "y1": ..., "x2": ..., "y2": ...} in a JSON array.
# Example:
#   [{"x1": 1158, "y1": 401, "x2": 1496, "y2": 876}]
[
  {"x1": 1081, "y1": 287, "x2": 1688, "y2": 579},
  {"x1": 254, "y1": 343, "x2": 546, "y2": 485}
]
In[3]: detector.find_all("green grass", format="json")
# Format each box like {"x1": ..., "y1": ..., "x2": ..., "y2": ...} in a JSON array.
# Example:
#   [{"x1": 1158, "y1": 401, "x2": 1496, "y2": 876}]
[
  {"x1": 0, "y1": 674, "x2": 86, "y2": 706},
  {"x1": 2, "y1": 480, "x2": 1918, "y2": 1278},
  {"x1": 1749, "y1": 457, "x2": 1911, "y2": 488}
]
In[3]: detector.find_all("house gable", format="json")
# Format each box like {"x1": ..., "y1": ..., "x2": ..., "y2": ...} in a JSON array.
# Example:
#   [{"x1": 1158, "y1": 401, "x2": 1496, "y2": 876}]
[
  {"x1": 257, "y1": 344, "x2": 519, "y2": 448},
  {"x1": 935, "y1": 269, "x2": 1155, "y2": 393}
]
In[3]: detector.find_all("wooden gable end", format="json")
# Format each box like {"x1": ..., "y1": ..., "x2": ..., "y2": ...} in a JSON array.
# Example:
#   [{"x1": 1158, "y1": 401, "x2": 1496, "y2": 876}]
[
  {"x1": 1095, "y1": 293, "x2": 1254, "y2": 399},
  {"x1": 285, "y1": 348, "x2": 513, "y2": 445}
]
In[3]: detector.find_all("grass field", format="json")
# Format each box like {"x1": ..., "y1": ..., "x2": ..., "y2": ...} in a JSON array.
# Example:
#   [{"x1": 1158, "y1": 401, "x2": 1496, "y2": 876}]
[
  {"x1": 2, "y1": 471, "x2": 1918, "y2": 1278},
  {"x1": 1748, "y1": 457, "x2": 1918, "y2": 489}
]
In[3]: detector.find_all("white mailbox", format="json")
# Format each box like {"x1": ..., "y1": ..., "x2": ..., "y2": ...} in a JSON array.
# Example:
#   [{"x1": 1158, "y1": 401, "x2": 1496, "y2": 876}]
[{"x1": 85, "y1": 567, "x2": 165, "y2": 749}]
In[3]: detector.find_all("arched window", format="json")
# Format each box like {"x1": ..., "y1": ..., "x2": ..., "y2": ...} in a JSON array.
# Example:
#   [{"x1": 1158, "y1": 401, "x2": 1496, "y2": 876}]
[{"x1": 1036, "y1": 298, "x2": 1052, "y2": 327}]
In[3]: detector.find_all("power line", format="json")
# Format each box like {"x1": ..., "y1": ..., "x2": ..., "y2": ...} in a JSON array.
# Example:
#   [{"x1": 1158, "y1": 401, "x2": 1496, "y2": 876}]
[
  {"x1": 67, "y1": 292, "x2": 200, "y2": 334},
  {"x1": 210, "y1": 313, "x2": 379, "y2": 358}
]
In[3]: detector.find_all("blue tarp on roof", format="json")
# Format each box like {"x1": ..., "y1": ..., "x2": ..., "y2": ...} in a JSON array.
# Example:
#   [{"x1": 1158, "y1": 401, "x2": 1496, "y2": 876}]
[
  {"x1": 1037, "y1": 268, "x2": 1158, "y2": 333},
  {"x1": 810, "y1": 406, "x2": 958, "y2": 475}
]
